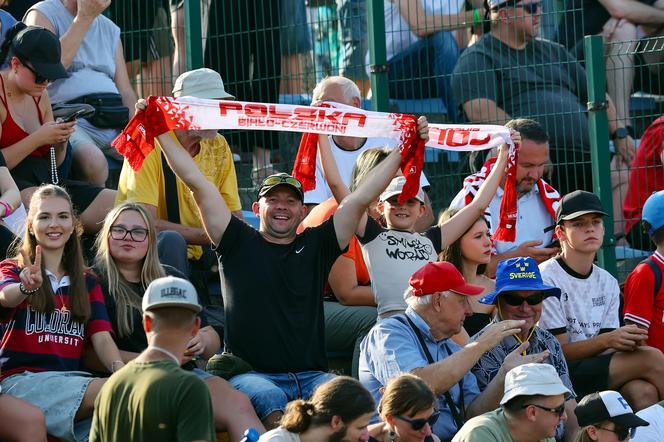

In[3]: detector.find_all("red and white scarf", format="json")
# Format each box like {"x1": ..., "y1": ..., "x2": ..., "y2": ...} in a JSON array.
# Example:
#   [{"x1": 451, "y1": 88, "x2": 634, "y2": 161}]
[
  {"x1": 112, "y1": 97, "x2": 520, "y2": 240},
  {"x1": 462, "y1": 157, "x2": 561, "y2": 241}
]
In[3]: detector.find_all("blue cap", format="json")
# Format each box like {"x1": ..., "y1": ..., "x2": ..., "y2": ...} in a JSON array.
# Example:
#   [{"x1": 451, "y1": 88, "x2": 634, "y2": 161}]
[
  {"x1": 642, "y1": 190, "x2": 664, "y2": 236},
  {"x1": 479, "y1": 257, "x2": 561, "y2": 305}
]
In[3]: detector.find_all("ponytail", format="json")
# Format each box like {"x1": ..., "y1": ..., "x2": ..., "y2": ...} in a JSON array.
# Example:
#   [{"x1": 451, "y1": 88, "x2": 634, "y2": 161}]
[
  {"x1": 0, "y1": 21, "x2": 28, "y2": 66},
  {"x1": 281, "y1": 400, "x2": 316, "y2": 433}
]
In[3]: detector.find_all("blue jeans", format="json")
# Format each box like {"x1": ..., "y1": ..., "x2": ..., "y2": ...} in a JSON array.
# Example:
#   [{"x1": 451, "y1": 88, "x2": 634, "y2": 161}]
[
  {"x1": 387, "y1": 31, "x2": 460, "y2": 120},
  {"x1": 230, "y1": 371, "x2": 336, "y2": 419}
]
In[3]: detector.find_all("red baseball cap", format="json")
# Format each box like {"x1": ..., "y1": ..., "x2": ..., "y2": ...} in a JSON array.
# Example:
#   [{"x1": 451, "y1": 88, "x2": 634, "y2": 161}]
[{"x1": 409, "y1": 262, "x2": 484, "y2": 296}]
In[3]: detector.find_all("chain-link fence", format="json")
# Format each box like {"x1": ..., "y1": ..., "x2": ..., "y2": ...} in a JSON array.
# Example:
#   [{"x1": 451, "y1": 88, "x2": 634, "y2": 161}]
[{"x1": 96, "y1": 0, "x2": 664, "y2": 279}]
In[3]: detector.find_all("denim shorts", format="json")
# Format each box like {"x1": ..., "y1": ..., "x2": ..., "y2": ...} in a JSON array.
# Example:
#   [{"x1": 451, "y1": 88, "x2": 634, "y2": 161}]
[
  {"x1": 280, "y1": 0, "x2": 312, "y2": 54},
  {"x1": 230, "y1": 371, "x2": 335, "y2": 419},
  {"x1": 1, "y1": 371, "x2": 95, "y2": 442}
]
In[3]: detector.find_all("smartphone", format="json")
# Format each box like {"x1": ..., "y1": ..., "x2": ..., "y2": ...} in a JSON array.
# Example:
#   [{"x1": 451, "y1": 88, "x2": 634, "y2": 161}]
[{"x1": 62, "y1": 108, "x2": 92, "y2": 123}]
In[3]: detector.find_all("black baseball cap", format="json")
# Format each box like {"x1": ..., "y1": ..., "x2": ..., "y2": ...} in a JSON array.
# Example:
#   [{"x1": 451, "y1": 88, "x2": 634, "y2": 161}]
[
  {"x1": 575, "y1": 391, "x2": 649, "y2": 429},
  {"x1": 257, "y1": 173, "x2": 304, "y2": 201},
  {"x1": 545, "y1": 190, "x2": 608, "y2": 232},
  {"x1": 11, "y1": 24, "x2": 68, "y2": 81}
]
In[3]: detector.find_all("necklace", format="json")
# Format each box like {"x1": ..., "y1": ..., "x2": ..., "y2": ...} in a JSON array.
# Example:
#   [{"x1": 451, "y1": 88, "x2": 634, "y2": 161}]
[
  {"x1": 50, "y1": 146, "x2": 59, "y2": 185},
  {"x1": 54, "y1": 286, "x2": 68, "y2": 312},
  {"x1": 147, "y1": 345, "x2": 180, "y2": 365}
]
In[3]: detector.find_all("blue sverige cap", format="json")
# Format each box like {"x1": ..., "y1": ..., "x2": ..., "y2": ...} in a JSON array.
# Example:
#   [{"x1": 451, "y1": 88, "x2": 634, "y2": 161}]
[
  {"x1": 479, "y1": 257, "x2": 561, "y2": 305},
  {"x1": 642, "y1": 190, "x2": 664, "y2": 236}
]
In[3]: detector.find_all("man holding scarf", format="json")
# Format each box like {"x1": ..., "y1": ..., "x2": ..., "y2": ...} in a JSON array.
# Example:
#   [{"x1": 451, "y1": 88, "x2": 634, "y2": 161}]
[
  {"x1": 450, "y1": 119, "x2": 560, "y2": 277},
  {"x1": 136, "y1": 96, "x2": 428, "y2": 430}
]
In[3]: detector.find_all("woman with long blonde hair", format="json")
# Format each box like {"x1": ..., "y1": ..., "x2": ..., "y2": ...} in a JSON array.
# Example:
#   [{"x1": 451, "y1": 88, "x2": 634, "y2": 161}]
[
  {"x1": 93, "y1": 201, "x2": 265, "y2": 440},
  {"x1": 0, "y1": 184, "x2": 122, "y2": 441}
]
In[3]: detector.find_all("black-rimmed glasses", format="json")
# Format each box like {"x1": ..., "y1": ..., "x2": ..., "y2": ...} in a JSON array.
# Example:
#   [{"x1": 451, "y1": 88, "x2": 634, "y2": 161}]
[
  {"x1": 109, "y1": 226, "x2": 148, "y2": 242},
  {"x1": 598, "y1": 426, "x2": 636, "y2": 441},
  {"x1": 394, "y1": 411, "x2": 440, "y2": 431},
  {"x1": 523, "y1": 403, "x2": 566, "y2": 417},
  {"x1": 19, "y1": 60, "x2": 48, "y2": 84}
]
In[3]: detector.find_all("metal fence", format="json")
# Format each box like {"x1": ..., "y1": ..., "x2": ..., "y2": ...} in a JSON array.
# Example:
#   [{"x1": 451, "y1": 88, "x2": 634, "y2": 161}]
[{"x1": 107, "y1": 0, "x2": 664, "y2": 280}]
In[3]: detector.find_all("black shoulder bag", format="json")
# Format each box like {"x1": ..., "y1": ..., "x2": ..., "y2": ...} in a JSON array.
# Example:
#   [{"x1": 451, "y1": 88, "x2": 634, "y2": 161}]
[{"x1": 393, "y1": 315, "x2": 466, "y2": 431}]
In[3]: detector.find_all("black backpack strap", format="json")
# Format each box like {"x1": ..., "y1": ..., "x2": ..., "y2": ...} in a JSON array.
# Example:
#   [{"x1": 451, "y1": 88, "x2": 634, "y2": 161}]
[
  {"x1": 161, "y1": 153, "x2": 181, "y2": 224},
  {"x1": 641, "y1": 258, "x2": 662, "y2": 300},
  {"x1": 392, "y1": 314, "x2": 466, "y2": 429}
]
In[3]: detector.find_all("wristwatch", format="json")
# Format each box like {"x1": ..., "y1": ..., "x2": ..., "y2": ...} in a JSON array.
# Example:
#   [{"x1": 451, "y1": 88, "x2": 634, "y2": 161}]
[{"x1": 611, "y1": 127, "x2": 628, "y2": 140}]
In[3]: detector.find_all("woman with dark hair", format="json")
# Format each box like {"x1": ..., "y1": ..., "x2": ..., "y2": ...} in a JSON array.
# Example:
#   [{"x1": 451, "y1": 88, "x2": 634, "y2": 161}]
[
  {"x1": 369, "y1": 373, "x2": 441, "y2": 442},
  {"x1": 260, "y1": 376, "x2": 375, "y2": 441},
  {"x1": 93, "y1": 201, "x2": 265, "y2": 440},
  {"x1": 0, "y1": 22, "x2": 114, "y2": 233},
  {"x1": 438, "y1": 208, "x2": 496, "y2": 338},
  {"x1": 0, "y1": 184, "x2": 122, "y2": 441}
]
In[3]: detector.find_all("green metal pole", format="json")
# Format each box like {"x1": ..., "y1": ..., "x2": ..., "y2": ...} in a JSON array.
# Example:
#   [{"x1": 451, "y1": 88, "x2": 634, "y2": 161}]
[
  {"x1": 367, "y1": 0, "x2": 389, "y2": 112},
  {"x1": 184, "y1": 0, "x2": 203, "y2": 70},
  {"x1": 584, "y1": 35, "x2": 617, "y2": 277}
]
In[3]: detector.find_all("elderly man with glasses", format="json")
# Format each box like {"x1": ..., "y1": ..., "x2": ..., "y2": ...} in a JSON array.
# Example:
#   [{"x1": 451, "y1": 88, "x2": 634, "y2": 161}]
[{"x1": 470, "y1": 257, "x2": 579, "y2": 441}]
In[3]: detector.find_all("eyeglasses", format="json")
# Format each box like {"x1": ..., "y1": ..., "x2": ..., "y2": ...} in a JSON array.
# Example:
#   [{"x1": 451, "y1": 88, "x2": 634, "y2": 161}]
[
  {"x1": 394, "y1": 411, "x2": 440, "y2": 431},
  {"x1": 598, "y1": 426, "x2": 636, "y2": 441},
  {"x1": 261, "y1": 174, "x2": 302, "y2": 190},
  {"x1": 513, "y1": 2, "x2": 541, "y2": 15},
  {"x1": 523, "y1": 403, "x2": 566, "y2": 418},
  {"x1": 501, "y1": 292, "x2": 546, "y2": 306},
  {"x1": 19, "y1": 59, "x2": 48, "y2": 84},
  {"x1": 109, "y1": 226, "x2": 149, "y2": 242}
]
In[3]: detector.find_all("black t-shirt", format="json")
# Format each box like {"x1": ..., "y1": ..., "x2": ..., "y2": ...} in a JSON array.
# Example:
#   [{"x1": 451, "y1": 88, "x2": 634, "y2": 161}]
[
  {"x1": 451, "y1": 34, "x2": 590, "y2": 157},
  {"x1": 215, "y1": 215, "x2": 344, "y2": 373}
]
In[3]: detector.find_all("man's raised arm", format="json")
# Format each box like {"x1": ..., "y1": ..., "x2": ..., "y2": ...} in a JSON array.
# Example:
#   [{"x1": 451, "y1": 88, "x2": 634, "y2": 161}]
[{"x1": 157, "y1": 132, "x2": 230, "y2": 247}]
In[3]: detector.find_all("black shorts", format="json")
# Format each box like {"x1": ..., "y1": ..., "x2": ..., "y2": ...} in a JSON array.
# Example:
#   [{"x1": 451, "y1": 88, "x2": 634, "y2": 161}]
[
  {"x1": 567, "y1": 353, "x2": 614, "y2": 399},
  {"x1": 11, "y1": 156, "x2": 104, "y2": 215}
]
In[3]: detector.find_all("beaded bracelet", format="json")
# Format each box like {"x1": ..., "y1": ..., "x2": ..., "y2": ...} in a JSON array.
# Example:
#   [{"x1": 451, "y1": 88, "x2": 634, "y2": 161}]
[{"x1": 0, "y1": 200, "x2": 12, "y2": 218}]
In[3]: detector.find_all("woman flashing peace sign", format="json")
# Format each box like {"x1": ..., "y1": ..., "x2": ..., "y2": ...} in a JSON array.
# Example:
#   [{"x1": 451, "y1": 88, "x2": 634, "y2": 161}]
[{"x1": 0, "y1": 184, "x2": 123, "y2": 441}]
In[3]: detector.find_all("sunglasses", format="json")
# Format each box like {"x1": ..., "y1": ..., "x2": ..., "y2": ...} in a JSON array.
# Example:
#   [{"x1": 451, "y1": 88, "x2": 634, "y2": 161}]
[
  {"x1": 500, "y1": 292, "x2": 546, "y2": 306},
  {"x1": 523, "y1": 403, "x2": 566, "y2": 417},
  {"x1": 394, "y1": 411, "x2": 440, "y2": 431},
  {"x1": 513, "y1": 2, "x2": 541, "y2": 15},
  {"x1": 598, "y1": 426, "x2": 636, "y2": 441},
  {"x1": 261, "y1": 174, "x2": 302, "y2": 189},
  {"x1": 20, "y1": 60, "x2": 48, "y2": 84},
  {"x1": 109, "y1": 226, "x2": 149, "y2": 242}
]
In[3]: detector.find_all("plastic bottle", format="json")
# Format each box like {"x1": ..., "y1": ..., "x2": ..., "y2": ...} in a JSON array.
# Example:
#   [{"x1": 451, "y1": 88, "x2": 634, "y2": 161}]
[{"x1": 240, "y1": 428, "x2": 260, "y2": 442}]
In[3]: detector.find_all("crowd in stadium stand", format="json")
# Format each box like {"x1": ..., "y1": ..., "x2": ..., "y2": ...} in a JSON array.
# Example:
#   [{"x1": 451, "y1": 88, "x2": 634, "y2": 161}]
[{"x1": 0, "y1": 1, "x2": 663, "y2": 441}]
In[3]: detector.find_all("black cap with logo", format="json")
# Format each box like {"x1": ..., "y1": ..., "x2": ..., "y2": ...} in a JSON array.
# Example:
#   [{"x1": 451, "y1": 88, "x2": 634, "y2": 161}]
[
  {"x1": 545, "y1": 190, "x2": 608, "y2": 232},
  {"x1": 7, "y1": 23, "x2": 68, "y2": 82}
]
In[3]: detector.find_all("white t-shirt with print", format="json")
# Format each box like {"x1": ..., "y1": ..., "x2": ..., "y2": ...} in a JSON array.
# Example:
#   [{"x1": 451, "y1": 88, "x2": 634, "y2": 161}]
[
  {"x1": 539, "y1": 258, "x2": 620, "y2": 342},
  {"x1": 303, "y1": 135, "x2": 430, "y2": 204}
]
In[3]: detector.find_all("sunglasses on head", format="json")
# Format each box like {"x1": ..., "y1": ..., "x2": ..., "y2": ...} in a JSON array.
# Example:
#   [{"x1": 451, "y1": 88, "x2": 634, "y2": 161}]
[
  {"x1": 512, "y1": 2, "x2": 541, "y2": 14},
  {"x1": 500, "y1": 292, "x2": 546, "y2": 306},
  {"x1": 19, "y1": 59, "x2": 48, "y2": 84},
  {"x1": 261, "y1": 175, "x2": 302, "y2": 190},
  {"x1": 394, "y1": 411, "x2": 440, "y2": 431},
  {"x1": 523, "y1": 402, "x2": 566, "y2": 417},
  {"x1": 598, "y1": 426, "x2": 636, "y2": 441}
]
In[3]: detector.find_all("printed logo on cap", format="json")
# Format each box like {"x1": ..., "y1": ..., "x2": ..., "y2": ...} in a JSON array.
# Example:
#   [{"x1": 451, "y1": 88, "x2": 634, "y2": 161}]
[
  {"x1": 598, "y1": 391, "x2": 634, "y2": 417},
  {"x1": 160, "y1": 287, "x2": 187, "y2": 300},
  {"x1": 509, "y1": 258, "x2": 536, "y2": 280}
]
